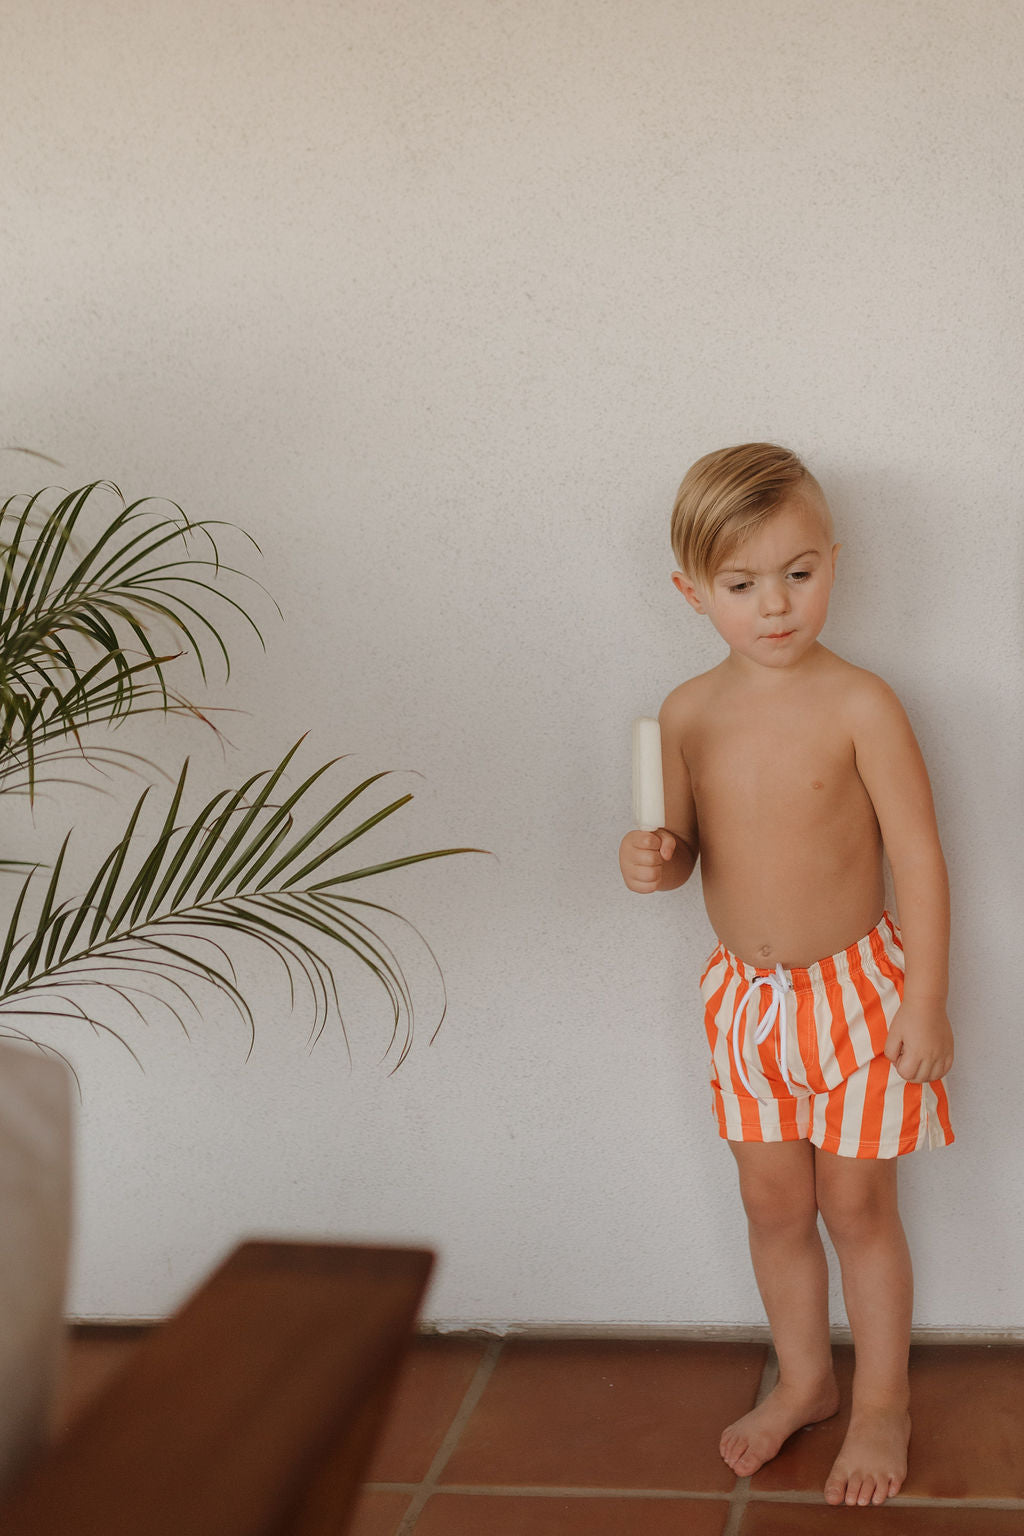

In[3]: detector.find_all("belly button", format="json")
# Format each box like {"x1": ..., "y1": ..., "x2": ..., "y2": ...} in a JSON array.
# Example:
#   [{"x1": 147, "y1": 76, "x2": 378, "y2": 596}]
[{"x1": 758, "y1": 943, "x2": 773, "y2": 958}]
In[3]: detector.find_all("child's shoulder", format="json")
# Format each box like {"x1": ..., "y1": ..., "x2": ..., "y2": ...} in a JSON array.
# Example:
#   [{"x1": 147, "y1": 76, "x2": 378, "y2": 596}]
[
  {"x1": 658, "y1": 663, "x2": 727, "y2": 729},
  {"x1": 818, "y1": 651, "x2": 909, "y2": 727}
]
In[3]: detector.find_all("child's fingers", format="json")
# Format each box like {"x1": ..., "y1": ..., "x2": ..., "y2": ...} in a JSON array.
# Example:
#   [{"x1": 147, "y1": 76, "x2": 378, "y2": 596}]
[
  {"x1": 633, "y1": 829, "x2": 675, "y2": 861},
  {"x1": 627, "y1": 833, "x2": 673, "y2": 864},
  {"x1": 620, "y1": 828, "x2": 676, "y2": 891},
  {"x1": 897, "y1": 1049, "x2": 954, "y2": 1083},
  {"x1": 632, "y1": 831, "x2": 663, "y2": 851},
  {"x1": 624, "y1": 846, "x2": 667, "y2": 889},
  {"x1": 888, "y1": 1037, "x2": 926, "y2": 1080}
]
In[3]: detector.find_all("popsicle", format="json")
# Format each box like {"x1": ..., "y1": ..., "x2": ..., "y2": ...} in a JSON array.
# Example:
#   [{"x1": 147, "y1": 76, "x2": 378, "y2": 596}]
[{"x1": 632, "y1": 716, "x2": 665, "y2": 831}]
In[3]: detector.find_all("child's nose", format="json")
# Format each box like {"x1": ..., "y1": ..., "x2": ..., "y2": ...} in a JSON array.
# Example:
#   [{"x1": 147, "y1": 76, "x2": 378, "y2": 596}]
[{"x1": 760, "y1": 581, "x2": 790, "y2": 615}]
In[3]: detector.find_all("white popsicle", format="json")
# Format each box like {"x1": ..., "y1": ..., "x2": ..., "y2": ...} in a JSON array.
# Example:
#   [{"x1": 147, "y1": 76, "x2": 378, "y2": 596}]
[{"x1": 632, "y1": 717, "x2": 665, "y2": 831}]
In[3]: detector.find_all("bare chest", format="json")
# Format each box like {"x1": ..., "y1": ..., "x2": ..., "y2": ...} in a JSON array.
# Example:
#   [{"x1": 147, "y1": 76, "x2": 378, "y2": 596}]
[{"x1": 684, "y1": 702, "x2": 867, "y2": 830}]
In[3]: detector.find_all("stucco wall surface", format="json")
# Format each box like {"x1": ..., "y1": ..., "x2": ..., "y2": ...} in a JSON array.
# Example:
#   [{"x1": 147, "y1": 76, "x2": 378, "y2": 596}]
[{"x1": 2, "y1": 0, "x2": 1020, "y2": 1328}]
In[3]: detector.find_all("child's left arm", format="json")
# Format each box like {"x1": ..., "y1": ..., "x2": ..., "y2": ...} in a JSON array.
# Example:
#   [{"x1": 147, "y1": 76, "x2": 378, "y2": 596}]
[{"x1": 850, "y1": 677, "x2": 954, "y2": 1083}]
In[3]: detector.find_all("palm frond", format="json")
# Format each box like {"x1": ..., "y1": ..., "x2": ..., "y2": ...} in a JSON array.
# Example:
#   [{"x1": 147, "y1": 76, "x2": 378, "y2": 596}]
[
  {"x1": 0, "y1": 483, "x2": 268, "y2": 797},
  {"x1": 0, "y1": 743, "x2": 483, "y2": 1068}
]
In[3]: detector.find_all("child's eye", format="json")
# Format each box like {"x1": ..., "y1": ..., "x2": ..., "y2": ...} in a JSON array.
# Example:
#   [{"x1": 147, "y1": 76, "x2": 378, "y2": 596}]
[
  {"x1": 788, "y1": 569, "x2": 811, "y2": 582},
  {"x1": 727, "y1": 581, "x2": 752, "y2": 593}
]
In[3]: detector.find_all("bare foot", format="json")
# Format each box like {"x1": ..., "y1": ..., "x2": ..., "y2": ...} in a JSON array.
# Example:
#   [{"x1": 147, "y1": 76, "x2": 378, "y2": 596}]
[
  {"x1": 720, "y1": 1377, "x2": 840, "y2": 1477},
  {"x1": 824, "y1": 1405, "x2": 911, "y2": 1506}
]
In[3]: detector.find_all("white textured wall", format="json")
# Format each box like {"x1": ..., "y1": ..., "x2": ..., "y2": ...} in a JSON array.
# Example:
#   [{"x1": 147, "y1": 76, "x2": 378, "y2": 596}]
[{"x1": 2, "y1": 0, "x2": 1020, "y2": 1329}]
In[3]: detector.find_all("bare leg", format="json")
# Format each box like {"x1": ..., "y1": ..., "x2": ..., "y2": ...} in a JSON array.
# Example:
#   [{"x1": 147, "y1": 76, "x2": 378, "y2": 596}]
[
  {"x1": 720, "y1": 1141, "x2": 840, "y2": 1477},
  {"x1": 816, "y1": 1152, "x2": 912, "y2": 1507}
]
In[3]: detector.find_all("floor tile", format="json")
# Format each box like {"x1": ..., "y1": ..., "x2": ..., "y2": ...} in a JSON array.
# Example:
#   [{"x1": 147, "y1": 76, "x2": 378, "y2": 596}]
[
  {"x1": 347, "y1": 1489, "x2": 415, "y2": 1536},
  {"x1": 364, "y1": 1336, "x2": 488, "y2": 1482},
  {"x1": 741, "y1": 1503, "x2": 1024, "y2": 1535},
  {"x1": 439, "y1": 1339, "x2": 767, "y2": 1493},
  {"x1": 902, "y1": 1344, "x2": 1024, "y2": 1498},
  {"x1": 54, "y1": 1327, "x2": 150, "y2": 1432},
  {"x1": 415, "y1": 1492, "x2": 730, "y2": 1535}
]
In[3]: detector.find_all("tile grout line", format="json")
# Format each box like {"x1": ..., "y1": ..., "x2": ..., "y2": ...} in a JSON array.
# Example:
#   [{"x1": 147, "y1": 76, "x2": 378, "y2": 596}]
[
  {"x1": 721, "y1": 1348, "x2": 778, "y2": 1536},
  {"x1": 372, "y1": 1483, "x2": 746, "y2": 1501},
  {"x1": 742, "y1": 1491, "x2": 1024, "y2": 1510},
  {"x1": 394, "y1": 1337, "x2": 505, "y2": 1535},
  {"x1": 366, "y1": 1481, "x2": 1024, "y2": 1509}
]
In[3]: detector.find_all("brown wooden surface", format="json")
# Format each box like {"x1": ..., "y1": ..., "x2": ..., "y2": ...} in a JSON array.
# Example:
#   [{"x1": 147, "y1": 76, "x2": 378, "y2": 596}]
[{"x1": 0, "y1": 1241, "x2": 433, "y2": 1536}]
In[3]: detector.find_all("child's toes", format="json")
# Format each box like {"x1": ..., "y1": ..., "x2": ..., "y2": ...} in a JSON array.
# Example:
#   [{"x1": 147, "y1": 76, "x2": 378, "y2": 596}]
[
  {"x1": 852, "y1": 1474, "x2": 875, "y2": 1506},
  {"x1": 874, "y1": 1471, "x2": 903, "y2": 1505},
  {"x1": 720, "y1": 1433, "x2": 757, "y2": 1476},
  {"x1": 823, "y1": 1471, "x2": 847, "y2": 1506},
  {"x1": 849, "y1": 1470, "x2": 885, "y2": 1507},
  {"x1": 720, "y1": 1439, "x2": 743, "y2": 1472}
]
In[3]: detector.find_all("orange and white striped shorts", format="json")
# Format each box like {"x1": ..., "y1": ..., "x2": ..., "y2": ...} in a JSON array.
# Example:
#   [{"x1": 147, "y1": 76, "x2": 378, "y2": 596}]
[{"x1": 699, "y1": 913, "x2": 954, "y2": 1159}]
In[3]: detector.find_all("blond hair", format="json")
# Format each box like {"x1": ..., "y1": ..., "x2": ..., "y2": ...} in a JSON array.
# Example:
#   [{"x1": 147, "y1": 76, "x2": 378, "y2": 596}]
[{"x1": 670, "y1": 443, "x2": 826, "y2": 586}]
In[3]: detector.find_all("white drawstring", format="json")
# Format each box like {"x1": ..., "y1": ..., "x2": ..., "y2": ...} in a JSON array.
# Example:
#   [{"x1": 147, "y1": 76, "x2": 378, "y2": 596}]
[{"x1": 729, "y1": 964, "x2": 793, "y2": 1102}]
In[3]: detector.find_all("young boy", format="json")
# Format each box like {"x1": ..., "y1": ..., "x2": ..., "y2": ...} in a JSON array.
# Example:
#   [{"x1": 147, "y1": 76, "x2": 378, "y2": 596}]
[{"x1": 619, "y1": 443, "x2": 953, "y2": 1509}]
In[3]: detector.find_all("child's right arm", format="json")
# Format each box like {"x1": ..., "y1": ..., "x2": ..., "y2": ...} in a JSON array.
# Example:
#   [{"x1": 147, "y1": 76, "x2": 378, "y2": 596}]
[{"x1": 619, "y1": 697, "x2": 699, "y2": 893}]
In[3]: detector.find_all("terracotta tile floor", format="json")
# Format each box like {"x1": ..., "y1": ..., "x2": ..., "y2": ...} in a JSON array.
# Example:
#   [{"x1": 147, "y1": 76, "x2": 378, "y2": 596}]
[{"x1": 58, "y1": 1330, "x2": 1024, "y2": 1534}]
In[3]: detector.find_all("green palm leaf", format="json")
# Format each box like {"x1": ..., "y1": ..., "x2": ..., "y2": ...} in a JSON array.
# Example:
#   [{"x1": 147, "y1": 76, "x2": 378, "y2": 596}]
[
  {"x1": 0, "y1": 743, "x2": 482, "y2": 1069},
  {"x1": 0, "y1": 483, "x2": 266, "y2": 797}
]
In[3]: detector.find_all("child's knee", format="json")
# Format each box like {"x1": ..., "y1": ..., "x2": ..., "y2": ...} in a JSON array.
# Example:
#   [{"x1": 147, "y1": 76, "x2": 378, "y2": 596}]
[
  {"x1": 736, "y1": 1157, "x2": 818, "y2": 1235},
  {"x1": 744, "y1": 1191, "x2": 819, "y2": 1242},
  {"x1": 815, "y1": 1160, "x2": 899, "y2": 1243}
]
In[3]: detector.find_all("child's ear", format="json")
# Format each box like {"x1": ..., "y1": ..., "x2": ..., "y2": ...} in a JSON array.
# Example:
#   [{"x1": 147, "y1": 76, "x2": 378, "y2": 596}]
[
  {"x1": 831, "y1": 543, "x2": 842, "y2": 578},
  {"x1": 672, "y1": 570, "x2": 707, "y2": 614}
]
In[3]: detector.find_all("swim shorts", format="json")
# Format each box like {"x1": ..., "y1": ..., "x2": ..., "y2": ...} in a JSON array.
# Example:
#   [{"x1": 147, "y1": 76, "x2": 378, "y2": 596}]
[{"x1": 699, "y1": 912, "x2": 954, "y2": 1158}]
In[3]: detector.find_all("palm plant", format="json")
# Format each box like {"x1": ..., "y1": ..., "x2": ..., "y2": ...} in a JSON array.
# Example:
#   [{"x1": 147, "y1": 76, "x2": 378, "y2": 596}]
[{"x1": 0, "y1": 481, "x2": 474, "y2": 1074}]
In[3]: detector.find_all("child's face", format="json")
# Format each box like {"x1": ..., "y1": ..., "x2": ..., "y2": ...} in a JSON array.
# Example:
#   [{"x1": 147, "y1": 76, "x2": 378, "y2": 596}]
[{"x1": 673, "y1": 495, "x2": 840, "y2": 671}]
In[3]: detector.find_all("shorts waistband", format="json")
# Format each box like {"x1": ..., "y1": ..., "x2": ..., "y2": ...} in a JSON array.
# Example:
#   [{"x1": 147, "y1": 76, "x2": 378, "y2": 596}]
[{"x1": 712, "y1": 911, "x2": 902, "y2": 994}]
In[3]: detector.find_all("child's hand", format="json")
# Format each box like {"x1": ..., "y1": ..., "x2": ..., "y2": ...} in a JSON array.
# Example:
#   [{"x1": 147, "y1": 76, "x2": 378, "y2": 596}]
[
  {"x1": 883, "y1": 999, "x2": 954, "y2": 1082},
  {"x1": 619, "y1": 829, "x2": 677, "y2": 893}
]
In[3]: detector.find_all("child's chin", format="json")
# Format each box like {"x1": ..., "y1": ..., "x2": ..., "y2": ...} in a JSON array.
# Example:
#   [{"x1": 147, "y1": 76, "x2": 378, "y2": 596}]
[{"x1": 754, "y1": 641, "x2": 810, "y2": 667}]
